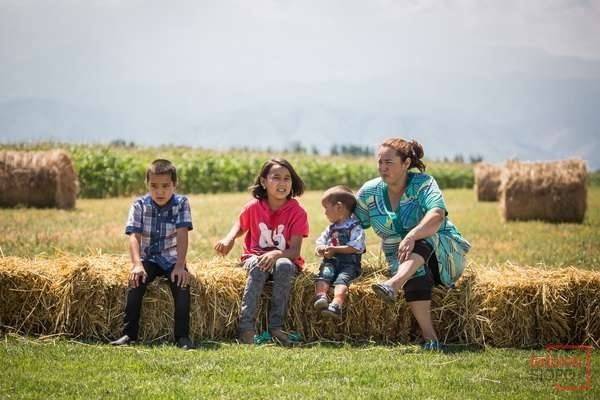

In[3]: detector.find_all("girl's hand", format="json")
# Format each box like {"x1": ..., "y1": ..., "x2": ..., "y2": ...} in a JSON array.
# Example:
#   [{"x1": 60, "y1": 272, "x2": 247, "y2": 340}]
[
  {"x1": 129, "y1": 264, "x2": 147, "y2": 288},
  {"x1": 397, "y1": 235, "x2": 416, "y2": 262},
  {"x1": 214, "y1": 238, "x2": 234, "y2": 256},
  {"x1": 257, "y1": 250, "x2": 280, "y2": 271}
]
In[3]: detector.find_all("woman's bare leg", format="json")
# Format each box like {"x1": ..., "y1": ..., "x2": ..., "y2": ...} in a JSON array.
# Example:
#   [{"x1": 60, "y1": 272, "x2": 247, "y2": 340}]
[
  {"x1": 384, "y1": 253, "x2": 425, "y2": 293},
  {"x1": 408, "y1": 300, "x2": 438, "y2": 341}
]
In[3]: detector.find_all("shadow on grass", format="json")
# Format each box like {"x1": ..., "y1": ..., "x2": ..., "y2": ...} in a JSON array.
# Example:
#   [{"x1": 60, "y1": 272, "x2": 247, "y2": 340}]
[
  {"x1": 3, "y1": 333, "x2": 486, "y2": 354},
  {"x1": 300, "y1": 339, "x2": 485, "y2": 354}
]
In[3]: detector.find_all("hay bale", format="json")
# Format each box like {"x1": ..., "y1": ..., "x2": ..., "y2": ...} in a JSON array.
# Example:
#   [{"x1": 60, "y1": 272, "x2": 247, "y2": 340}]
[
  {"x1": 288, "y1": 260, "x2": 414, "y2": 343},
  {"x1": 0, "y1": 150, "x2": 79, "y2": 209},
  {"x1": 0, "y1": 257, "x2": 71, "y2": 335},
  {"x1": 471, "y1": 266, "x2": 573, "y2": 347},
  {"x1": 499, "y1": 159, "x2": 587, "y2": 223},
  {"x1": 192, "y1": 259, "x2": 246, "y2": 339},
  {"x1": 569, "y1": 270, "x2": 600, "y2": 346},
  {"x1": 56, "y1": 257, "x2": 129, "y2": 339},
  {"x1": 474, "y1": 163, "x2": 502, "y2": 201},
  {"x1": 1, "y1": 256, "x2": 599, "y2": 347},
  {"x1": 431, "y1": 267, "x2": 479, "y2": 344}
]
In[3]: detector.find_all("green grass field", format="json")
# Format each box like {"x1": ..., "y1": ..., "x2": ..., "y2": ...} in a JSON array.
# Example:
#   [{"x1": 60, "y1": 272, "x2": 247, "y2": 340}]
[
  {"x1": 1, "y1": 335, "x2": 597, "y2": 400},
  {"x1": 2, "y1": 188, "x2": 599, "y2": 269},
  {"x1": 1, "y1": 188, "x2": 599, "y2": 399}
]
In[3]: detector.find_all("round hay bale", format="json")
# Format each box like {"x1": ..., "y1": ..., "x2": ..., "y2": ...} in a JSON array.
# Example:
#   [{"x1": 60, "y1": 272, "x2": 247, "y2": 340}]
[
  {"x1": 499, "y1": 159, "x2": 587, "y2": 223},
  {"x1": 0, "y1": 150, "x2": 79, "y2": 209},
  {"x1": 474, "y1": 163, "x2": 502, "y2": 201}
]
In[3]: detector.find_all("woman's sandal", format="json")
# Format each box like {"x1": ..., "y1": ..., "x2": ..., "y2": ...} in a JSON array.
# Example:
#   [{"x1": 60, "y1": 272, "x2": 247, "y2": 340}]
[{"x1": 371, "y1": 283, "x2": 397, "y2": 304}]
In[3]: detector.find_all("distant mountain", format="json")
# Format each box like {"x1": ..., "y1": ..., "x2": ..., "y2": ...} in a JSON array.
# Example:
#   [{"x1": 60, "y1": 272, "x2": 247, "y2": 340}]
[{"x1": 1, "y1": 76, "x2": 599, "y2": 169}]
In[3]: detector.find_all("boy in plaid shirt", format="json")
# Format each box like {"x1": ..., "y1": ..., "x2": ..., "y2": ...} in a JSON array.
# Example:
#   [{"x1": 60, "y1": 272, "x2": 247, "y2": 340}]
[{"x1": 110, "y1": 159, "x2": 194, "y2": 349}]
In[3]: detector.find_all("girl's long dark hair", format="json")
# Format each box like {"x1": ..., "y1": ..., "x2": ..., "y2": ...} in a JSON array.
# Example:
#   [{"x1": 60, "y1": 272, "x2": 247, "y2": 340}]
[{"x1": 249, "y1": 158, "x2": 305, "y2": 200}]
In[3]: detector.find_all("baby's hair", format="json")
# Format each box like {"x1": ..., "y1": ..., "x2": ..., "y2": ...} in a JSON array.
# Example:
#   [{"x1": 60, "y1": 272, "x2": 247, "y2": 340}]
[
  {"x1": 250, "y1": 158, "x2": 305, "y2": 200},
  {"x1": 146, "y1": 159, "x2": 177, "y2": 184},
  {"x1": 322, "y1": 185, "x2": 356, "y2": 213},
  {"x1": 380, "y1": 138, "x2": 426, "y2": 172}
]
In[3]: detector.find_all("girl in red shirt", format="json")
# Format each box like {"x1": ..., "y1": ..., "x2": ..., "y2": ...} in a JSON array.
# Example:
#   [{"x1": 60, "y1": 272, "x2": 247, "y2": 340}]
[{"x1": 214, "y1": 158, "x2": 309, "y2": 345}]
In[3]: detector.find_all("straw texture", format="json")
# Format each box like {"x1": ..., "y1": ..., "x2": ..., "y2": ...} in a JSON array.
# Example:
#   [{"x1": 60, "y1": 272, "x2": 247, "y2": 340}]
[{"x1": 1, "y1": 256, "x2": 598, "y2": 347}]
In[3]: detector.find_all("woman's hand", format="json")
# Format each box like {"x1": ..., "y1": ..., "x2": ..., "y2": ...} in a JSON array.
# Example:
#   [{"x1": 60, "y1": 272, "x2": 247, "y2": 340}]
[
  {"x1": 214, "y1": 238, "x2": 234, "y2": 256},
  {"x1": 257, "y1": 250, "x2": 281, "y2": 271},
  {"x1": 397, "y1": 235, "x2": 416, "y2": 262}
]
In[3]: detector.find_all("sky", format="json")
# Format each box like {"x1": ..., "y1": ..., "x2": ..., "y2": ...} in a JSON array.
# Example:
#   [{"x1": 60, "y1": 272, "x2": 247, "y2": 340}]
[{"x1": 1, "y1": 0, "x2": 600, "y2": 167}]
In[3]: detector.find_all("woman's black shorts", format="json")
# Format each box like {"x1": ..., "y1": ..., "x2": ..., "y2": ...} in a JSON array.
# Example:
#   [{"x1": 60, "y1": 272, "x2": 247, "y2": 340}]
[{"x1": 401, "y1": 239, "x2": 442, "y2": 302}]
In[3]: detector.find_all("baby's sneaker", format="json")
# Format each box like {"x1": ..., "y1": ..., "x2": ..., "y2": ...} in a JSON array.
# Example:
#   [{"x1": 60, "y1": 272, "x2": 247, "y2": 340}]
[
  {"x1": 321, "y1": 302, "x2": 342, "y2": 320},
  {"x1": 313, "y1": 294, "x2": 329, "y2": 311}
]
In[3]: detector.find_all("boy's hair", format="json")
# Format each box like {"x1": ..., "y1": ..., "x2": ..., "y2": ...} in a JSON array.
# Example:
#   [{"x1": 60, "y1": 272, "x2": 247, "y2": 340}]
[
  {"x1": 146, "y1": 159, "x2": 177, "y2": 184},
  {"x1": 322, "y1": 185, "x2": 356, "y2": 213},
  {"x1": 250, "y1": 158, "x2": 305, "y2": 200}
]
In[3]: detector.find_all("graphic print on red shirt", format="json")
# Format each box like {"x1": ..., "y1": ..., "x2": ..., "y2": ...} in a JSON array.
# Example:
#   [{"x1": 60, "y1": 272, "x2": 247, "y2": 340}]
[{"x1": 238, "y1": 198, "x2": 309, "y2": 268}]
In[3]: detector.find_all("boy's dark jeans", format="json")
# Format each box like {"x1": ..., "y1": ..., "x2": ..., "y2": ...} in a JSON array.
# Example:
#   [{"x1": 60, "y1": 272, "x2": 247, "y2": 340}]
[{"x1": 123, "y1": 261, "x2": 190, "y2": 340}]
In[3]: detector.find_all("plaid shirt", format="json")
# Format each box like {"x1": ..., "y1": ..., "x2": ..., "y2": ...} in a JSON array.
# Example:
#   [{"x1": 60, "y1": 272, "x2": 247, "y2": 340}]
[{"x1": 125, "y1": 193, "x2": 193, "y2": 271}]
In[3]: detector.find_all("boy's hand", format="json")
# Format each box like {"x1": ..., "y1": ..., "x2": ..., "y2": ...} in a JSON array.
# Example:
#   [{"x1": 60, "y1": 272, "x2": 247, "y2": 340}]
[
  {"x1": 315, "y1": 245, "x2": 327, "y2": 257},
  {"x1": 171, "y1": 265, "x2": 189, "y2": 287},
  {"x1": 323, "y1": 246, "x2": 336, "y2": 259},
  {"x1": 129, "y1": 264, "x2": 147, "y2": 288},
  {"x1": 214, "y1": 238, "x2": 234, "y2": 256},
  {"x1": 257, "y1": 250, "x2": 280, "y2": 272}
]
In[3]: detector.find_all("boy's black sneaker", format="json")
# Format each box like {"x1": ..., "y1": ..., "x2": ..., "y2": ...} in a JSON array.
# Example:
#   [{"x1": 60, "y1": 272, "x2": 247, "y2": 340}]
[
  {"x1": 110, "y1": 335, "x2": 134, "y2": 346},
  {"x1": 176, "y1": 336, "x2": 194, "y2": 350}
]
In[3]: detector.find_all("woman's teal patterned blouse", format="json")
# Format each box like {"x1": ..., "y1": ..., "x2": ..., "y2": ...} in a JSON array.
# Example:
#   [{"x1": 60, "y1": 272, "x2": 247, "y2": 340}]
[{"x1": 355, "y1": 172, "x2": 471, "y2": 287}]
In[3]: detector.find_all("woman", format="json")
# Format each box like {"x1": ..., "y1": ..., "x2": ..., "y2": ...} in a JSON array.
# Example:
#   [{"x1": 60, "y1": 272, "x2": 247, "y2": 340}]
[{"x1": 355, "y1": 138, "x2": 471, "y2": 350}]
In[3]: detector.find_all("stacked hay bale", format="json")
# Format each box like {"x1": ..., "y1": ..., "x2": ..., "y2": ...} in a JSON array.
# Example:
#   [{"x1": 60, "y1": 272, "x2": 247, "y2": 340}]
[
  {"x1": 499, "y1": 159, "x2": 587, "y2": 223},
  {"x1": 0, "y1": 150, "x2": 79, "y2": 209},
  {"x1": 1, "y1": 256, "x2": 599, "y2": 347},
  {"x1": 474, "y1": 163, "x2": 502, "y2": 201}
]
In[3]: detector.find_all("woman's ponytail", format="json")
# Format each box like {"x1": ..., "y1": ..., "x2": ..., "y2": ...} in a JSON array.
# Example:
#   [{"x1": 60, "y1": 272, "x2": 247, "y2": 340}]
[{"x1": 408, "y1": 140, "x2": 426, "y2": 172}]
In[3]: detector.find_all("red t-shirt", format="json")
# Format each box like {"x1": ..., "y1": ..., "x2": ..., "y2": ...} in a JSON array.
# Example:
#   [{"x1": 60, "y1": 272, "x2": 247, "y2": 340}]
[{"x1": 238, "y1": 198, "x2": 309, "y2": 268}]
